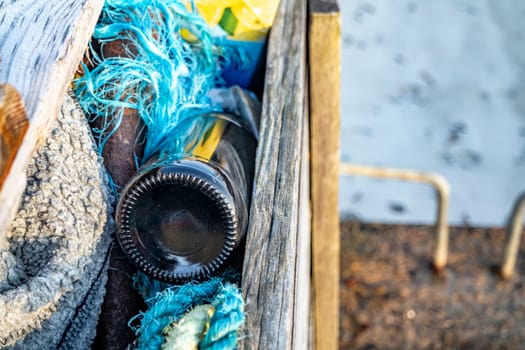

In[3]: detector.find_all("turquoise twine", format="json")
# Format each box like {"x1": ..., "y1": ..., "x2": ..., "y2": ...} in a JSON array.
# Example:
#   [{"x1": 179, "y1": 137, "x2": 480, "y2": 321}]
[
  {"x1": 131, "y1": 274, "x2": 244, "y2": 350},
  {"x1": 74, "y1": 1, "x2": 248, "y2": 348},
  {"x1": 200, "y1": 283, "x2": 245, "y2": 350},
  {"x1": 74, "y1": 0, "x2": 249, "y2": 165}
]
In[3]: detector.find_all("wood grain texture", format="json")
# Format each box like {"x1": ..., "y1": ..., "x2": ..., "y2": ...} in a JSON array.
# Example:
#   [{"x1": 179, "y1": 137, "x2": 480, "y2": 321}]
[
  {"x1": 240, "y1": 0, "x2": 309, "y2": 348},
  {"x1": 309, "y1": 0, "x2": 341, "y2": 349},
  {"x1": 0, "y1": 84, "x2": 28, "y2": 188},
  {"x1": 294, "y1": 92, "x2": 311, "y2": 350},
  {"x1": 0, "y1": 0, "x2": 104, "y2": 239}
]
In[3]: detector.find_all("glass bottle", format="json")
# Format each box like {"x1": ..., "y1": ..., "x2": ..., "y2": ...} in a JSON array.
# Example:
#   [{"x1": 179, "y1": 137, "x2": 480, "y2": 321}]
[{"x1": 116, "y1": 112, "x2": 257, "y2": 283}]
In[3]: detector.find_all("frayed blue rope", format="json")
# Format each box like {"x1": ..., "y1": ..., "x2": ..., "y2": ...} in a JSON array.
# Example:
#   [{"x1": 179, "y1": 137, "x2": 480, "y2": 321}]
[
  {"x1": 130, "y1": 275, "x2": 244, "y2": 350},
  {"x1": 74, "y1": 0, "x2": 249, "y2": 164},
  {"x1": 131, "y1": 278, "x2": 221, "y2": 350},
  {"x1": 200, "y1": 283, "x2": 245, "y2": 350}
]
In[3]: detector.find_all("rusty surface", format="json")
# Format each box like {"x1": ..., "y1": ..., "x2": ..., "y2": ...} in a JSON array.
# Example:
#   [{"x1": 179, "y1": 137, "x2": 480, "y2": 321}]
[
  {"x1": 89, "y1": 38, "x2": 146, "y2": 350},
  {"x1": 0, "y1": 84, "x2": 29, "y2": 189},
  {"x1": 99, "y1": 105, "x2": 143, "y2": 188},
  {"x1": 93, "y1": 244, "x2": 145, "y2": 350},
  {"x1": 92, "y1": 38, "x2": 143, "y2": 188}
]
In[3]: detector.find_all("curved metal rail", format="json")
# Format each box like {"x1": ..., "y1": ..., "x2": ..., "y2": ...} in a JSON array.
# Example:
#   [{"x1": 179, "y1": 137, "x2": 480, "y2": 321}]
[
  {"x1": 339, "y1": 163, "x2": 451, "y2": 271},
  {"x1": 500, "y1": 192, "x2": 525, "y2": 279}
]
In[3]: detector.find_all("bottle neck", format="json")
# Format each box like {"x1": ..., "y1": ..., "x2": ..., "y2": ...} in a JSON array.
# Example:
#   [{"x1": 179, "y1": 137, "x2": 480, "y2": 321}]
[{"x1": 145, "y1": 112, "x2": 257, "y2": 205}]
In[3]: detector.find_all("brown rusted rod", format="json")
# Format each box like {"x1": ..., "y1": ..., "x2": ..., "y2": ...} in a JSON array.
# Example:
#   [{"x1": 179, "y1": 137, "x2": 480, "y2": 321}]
[
  {"x1": 339, "y1": 163, "x2": 451, "y2": 271},
  {"x1": 500, "y1": 192, "x2": 525, "y2": 279}
]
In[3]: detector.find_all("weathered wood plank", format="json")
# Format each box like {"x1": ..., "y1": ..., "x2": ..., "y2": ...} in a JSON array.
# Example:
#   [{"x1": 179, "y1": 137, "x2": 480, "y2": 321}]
[
  {"x1": 0, "y1": 0, "x2": 104, "y2": 239},
  {"x1": 294, "y1": 92, "x2": 311, "y2": 350},
  {"x1": 240, "y1": 0, "x2": 308, "y2": 347},
  {"x1": 309, "y1": 0, "x2": 341, "y2": 349}
]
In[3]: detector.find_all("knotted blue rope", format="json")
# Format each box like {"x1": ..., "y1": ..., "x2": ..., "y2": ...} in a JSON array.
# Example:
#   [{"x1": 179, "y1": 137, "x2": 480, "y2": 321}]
[
  {"x1": 131, "y1": 274, "x2": 244, "y2": 350},
  {"x1": 200, "y1": 283, "x2": 245, "y2": 350}
]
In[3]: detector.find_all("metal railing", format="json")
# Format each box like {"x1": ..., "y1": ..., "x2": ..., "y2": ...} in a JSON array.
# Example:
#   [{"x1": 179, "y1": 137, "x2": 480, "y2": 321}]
[
  {"x1": 500, "y1": 193, "x2": 525, "y2": 279},
  {"x1": 339, "y1": 163, "x2": 450, "y2": 271}
]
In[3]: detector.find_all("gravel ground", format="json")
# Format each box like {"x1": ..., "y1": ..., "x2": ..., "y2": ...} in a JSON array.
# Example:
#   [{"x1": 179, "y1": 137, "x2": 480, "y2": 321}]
[{"x1": 340, "y1": 221, "x2": 525, "y2": 349}]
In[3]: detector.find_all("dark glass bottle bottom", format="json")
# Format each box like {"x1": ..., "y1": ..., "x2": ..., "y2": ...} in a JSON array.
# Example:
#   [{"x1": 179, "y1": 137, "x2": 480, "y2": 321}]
[
  {"x1": 133, "y1": 185, "x2": 225, "y2": 266},
  {"x1": 117, "y1": 160, "x2": 240, "y2": 283}
]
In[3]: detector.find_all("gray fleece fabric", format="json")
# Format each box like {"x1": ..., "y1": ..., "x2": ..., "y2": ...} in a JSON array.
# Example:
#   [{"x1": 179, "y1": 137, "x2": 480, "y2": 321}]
[{"x1": 0, "y1": 93, "x2": 114, "y2": 349}]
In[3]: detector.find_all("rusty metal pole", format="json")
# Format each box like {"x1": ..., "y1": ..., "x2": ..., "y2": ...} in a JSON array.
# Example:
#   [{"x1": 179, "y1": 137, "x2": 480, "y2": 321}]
[
  {"x1": 500, "y1": 193, "x2": 525, "y2": 279},
  {"x1": 339, "y1": 163, "x2": 450, "y2": 272}
]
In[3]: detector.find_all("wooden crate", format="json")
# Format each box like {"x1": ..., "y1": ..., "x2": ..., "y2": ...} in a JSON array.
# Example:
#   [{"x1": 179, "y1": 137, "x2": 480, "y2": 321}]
[{"x1": 0, "y1": 0, "x2": 341, "y2": 348}]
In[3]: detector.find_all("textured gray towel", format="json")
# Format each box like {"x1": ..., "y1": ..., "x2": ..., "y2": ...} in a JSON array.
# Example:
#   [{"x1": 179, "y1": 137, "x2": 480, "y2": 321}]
[{"x1": 0, "y1": 93, "x2": 114, "y2": 349}]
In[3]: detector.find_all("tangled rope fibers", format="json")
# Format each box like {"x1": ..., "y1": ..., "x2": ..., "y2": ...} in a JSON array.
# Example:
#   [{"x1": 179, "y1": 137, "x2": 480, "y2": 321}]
[
  {"x1": 75, "y1": 0, "x2": 247, "y2": 163},
  {"x1": 132, "y1": 274, "x2": 245, "y2": 350},
  {"x1": 74, "y1": 0, "x2": 247, "y2": 348}
]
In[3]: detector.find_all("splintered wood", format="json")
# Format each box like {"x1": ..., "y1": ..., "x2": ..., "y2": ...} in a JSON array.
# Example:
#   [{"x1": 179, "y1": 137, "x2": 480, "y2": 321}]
[
  {"x1": 0, "y1": 84, "x2": 28, "y2": 189},
  {"x1": 0, "y1": 0, "x2": 104, "y2": 239},
  {"x1": 240, "y1": 0, "x2": 310, "y2": 348}
]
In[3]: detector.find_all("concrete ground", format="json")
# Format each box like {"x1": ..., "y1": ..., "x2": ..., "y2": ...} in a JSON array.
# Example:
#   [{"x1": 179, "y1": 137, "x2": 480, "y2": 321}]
[{"x1": 339, "y1": 0, "x2": 525, "y2": 227}]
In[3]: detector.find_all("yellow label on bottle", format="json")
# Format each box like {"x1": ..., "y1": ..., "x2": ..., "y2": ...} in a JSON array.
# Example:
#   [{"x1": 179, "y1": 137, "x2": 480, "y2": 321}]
[{"x1": 187, "y1": 118, "x2": 227, "y2": 160}]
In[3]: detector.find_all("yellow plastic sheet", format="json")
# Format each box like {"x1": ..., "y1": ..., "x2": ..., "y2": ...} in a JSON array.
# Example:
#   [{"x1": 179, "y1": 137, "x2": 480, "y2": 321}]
[{"x1": 192, "y1": 0, "x2": 280, "y2": 39}]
